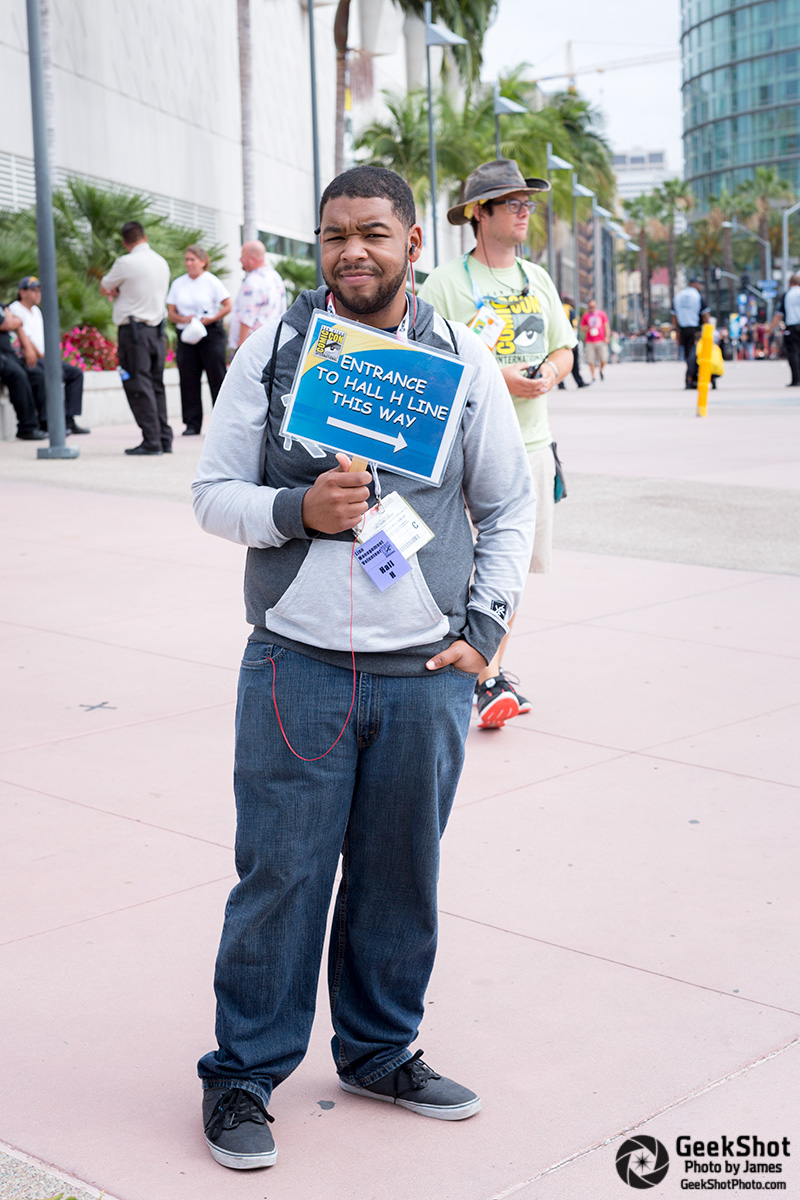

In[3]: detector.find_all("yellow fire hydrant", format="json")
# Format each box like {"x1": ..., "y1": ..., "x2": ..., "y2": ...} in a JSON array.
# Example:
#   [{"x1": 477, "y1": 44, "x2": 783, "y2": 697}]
[{"x1": 696, "y1": 323, "x2": 714, "y2": 418}]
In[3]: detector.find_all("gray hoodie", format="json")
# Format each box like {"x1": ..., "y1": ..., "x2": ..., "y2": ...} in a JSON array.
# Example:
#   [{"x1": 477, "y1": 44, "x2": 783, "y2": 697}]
[{"x1": 192, "y1": 287, "x2": 535, "y2": 676}]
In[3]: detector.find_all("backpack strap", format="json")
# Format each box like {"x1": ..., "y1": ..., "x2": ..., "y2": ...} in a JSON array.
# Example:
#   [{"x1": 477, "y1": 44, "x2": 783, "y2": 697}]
[
  {"x1": 258, "y1": 320, "x2": 285, "y2": 485},
  {"x1": 260, "y1": 319, "x2": 284, "y2": 405}
]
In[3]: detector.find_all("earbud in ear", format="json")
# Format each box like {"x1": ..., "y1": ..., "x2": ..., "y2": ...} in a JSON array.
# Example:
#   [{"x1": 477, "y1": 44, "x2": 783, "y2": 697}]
[{"x1": 409, "y1": 246, "x2": 416, "y2": 259}]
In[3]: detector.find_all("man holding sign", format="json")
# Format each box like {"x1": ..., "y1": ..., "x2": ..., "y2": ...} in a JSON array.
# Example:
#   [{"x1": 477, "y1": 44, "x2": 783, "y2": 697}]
[{"x1": 192, "y1": 166, "x2": 534, "y2": 1169}]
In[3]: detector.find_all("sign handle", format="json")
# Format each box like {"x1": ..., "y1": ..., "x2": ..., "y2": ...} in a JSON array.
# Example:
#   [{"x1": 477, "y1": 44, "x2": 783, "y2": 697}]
[{"x1": 349, "y1": 456, "x2": 368, "y2": 472}]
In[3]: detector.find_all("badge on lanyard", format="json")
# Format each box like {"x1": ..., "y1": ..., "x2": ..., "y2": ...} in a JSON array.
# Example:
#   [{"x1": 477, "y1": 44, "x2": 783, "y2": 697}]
[
  {"x1": 354, "y1": 531, "x2": 411, "y2": 591},
  {"x1": 354, "y1": 491, "x2": 434, "y2": 560},
  {"x1": 468, "y1": 305, "x2": 505, "y2": 350}
]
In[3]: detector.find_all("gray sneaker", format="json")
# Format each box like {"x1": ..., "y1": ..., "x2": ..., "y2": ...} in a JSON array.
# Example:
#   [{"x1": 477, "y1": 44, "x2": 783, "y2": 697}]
[
  {"x1": 339, "y1": 1050, "x2": 481, "y2": 1121},
  {"x1": 202, "y1": 1087, "x2": 277, "y2": 1169}
]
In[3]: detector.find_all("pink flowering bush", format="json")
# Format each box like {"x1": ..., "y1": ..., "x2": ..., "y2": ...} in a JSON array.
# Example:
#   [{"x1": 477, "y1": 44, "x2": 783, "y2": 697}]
[
  {"x1": 61, "y1": 325, "x2": 118, "y2": 371},
  {"x1": 60, "y1": 326, "x2": 176, "y2": 371}
]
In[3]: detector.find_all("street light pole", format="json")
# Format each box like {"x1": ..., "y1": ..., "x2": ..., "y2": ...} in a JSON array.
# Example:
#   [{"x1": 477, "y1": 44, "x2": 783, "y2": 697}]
[
  {"x1": 25, "y1": 0, "x2": 78, "y2": 460},
  {"x1": 308, "y1": 0, "x2": 322, "y2": 286},
  {"x1": 493, "y1": 83, "x2": 526, "y2": 161}
]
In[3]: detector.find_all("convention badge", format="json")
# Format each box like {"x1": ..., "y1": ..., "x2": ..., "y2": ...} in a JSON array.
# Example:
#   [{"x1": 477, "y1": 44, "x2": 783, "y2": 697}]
[
  {"x1": 353, "y1": 491, "x2": 434, "y2": 559},
  {"x1": 354, "y1": 531, "x2": 411, "y2": 591},
  {"x1": 468, "y1": 305, "x2": 504, "y2": 350}
]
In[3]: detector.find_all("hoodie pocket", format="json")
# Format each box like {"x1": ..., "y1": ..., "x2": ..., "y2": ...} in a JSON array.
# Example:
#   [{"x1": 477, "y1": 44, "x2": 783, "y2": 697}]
[{"x1": 264, "y1": 539, "x2": 449, "y2": 652}]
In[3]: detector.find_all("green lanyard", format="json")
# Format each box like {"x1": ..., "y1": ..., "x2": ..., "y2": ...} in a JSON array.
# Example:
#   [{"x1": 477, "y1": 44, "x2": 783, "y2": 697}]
[{"x1": 462, "y1": 254, "x2": 530, "y2": 309}]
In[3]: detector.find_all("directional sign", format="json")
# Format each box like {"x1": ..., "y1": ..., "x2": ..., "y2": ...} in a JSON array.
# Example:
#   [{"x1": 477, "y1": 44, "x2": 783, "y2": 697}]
[{"x1": 280, "y1": 311, "x2": 474, "y2": 486}]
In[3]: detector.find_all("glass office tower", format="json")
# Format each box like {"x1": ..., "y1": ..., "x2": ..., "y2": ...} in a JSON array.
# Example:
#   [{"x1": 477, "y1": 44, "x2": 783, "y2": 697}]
[{"x1": 682, "y1": 0, "x2": 800, "y2": 204}]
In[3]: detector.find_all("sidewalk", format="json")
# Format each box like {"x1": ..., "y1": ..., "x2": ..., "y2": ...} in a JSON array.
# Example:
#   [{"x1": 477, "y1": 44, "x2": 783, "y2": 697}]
[{"x1": 1, "y1": 359, "x2": 798, "y2": 1200}]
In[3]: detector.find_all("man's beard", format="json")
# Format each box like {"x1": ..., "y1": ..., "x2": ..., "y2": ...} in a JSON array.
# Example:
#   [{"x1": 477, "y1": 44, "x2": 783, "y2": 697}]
[{"x1": 324, "y1": 260, "x2": 409, "y2": 316}]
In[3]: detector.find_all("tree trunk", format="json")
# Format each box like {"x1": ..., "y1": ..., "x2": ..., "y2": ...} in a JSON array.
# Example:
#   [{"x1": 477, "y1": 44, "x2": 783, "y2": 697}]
[
  {"x1": 334, "y1": 0, "x2": 350, "y2": 177},
  {"x1": 722, "y1": 225, "x2": 734, "y2": 280},
  {"x1": 238, "y1": 0, "x2": 256, "y2": 242},
  {"x1": 638, "y1": 235, "x2": 649, "y2": 326},
  {"x1": 758, "y1": 209, "x2": 769, "y2": 279}
]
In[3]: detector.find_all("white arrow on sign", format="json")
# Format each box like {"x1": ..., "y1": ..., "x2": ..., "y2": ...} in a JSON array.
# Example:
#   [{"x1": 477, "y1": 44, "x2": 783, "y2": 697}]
[{"x1": 327, "y1": 416, "x2": 407, "y2": 453}]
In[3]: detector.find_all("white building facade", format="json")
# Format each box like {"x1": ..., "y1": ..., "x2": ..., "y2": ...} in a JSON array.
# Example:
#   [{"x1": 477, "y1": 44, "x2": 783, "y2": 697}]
[{"x1": 2, "y1": 0, "x2": 460, "y2": 278}]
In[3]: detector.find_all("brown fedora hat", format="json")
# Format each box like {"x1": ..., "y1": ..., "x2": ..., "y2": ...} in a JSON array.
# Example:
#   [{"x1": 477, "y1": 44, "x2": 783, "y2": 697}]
[{"x1": 447, "y1": 159, "x2": 550, "y2": 226}]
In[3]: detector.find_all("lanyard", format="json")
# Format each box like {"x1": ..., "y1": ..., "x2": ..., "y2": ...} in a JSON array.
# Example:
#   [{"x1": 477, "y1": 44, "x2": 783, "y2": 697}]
[
  {"x1": 462, "y1": 254, "x2": 530, "y2": 309},
  {"x1": 325, "y1": 292, "x2": 410, "y2": 341}
]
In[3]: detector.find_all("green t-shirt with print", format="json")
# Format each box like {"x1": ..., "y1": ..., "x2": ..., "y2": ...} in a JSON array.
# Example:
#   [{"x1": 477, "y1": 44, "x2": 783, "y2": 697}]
[{"x1": 419, "y1": 254, "x2": 577, "y2": 451}]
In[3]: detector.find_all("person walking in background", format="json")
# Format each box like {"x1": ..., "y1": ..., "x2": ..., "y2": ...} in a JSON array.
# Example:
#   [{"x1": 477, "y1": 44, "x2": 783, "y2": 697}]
[
  {"x1": 228, "y1": 240, "x2": 287, "y2": 354},
  {"x1": 557, "y1": 296, "x2": 588, "y2": 389},
  {"x1": 166, "y1": 246, "x2": 231, "y2": 436},
  {"x1": 9, "y1": 276, "x2": 89, "y2": 434},
  {"x1": 769, "y1": 273, "x2": 800, "y2": 387},
  {"x1": 579, "y1": 298, "x2": 610, "y2": 381},
  {"x1": 420, "y1": 158, "x2": 575, "y2": 729},
  {"x1": 645, "y1": 325, "x2": 660, "y2": 362},
  {"x1": 672, "y1": 276, "x2": 710, "y2": 389},
  {"x1": 100, "y1": 221, "x2": 171, "y2": 456},
  {"x1": 0, "y1": 304, "x2": 46, "y2": 440}
]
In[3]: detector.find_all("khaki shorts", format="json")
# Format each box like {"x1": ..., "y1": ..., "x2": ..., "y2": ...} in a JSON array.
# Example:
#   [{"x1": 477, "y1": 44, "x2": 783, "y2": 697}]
[
  {"x1": 528, "y1": 445, "x2": 555, "y2": 574},
  {"x1": 584, "y1": 340, "x2": 609, "y2": 366}
]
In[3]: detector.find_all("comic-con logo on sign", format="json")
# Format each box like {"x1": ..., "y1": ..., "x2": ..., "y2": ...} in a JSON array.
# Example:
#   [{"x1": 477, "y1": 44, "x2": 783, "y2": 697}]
[
  {"x1": 313, "y1": 327, "x2": 345, "y2": 362},
  {"x1": 615, "y1": 1137, "x2": 670, "y2": 1188}
]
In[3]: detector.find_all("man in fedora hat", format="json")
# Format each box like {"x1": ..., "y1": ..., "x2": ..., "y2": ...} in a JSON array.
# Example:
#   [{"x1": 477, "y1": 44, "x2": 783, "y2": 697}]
[{"x1": 420, "y1": 159, "x2": 576, "y2": 729}]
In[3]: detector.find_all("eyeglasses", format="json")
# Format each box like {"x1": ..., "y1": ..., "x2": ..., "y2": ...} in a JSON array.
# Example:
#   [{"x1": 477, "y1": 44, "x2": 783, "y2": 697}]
[{"x1": 502, "y1": 198, "x2": 537, "y2": 215}]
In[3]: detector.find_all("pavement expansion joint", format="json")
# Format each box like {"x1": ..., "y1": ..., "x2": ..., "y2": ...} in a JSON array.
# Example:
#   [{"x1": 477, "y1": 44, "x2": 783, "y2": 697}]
[
  {"x1": 0, "y1": 774, "x2": 235, "y2": 850},
  {"x1": 438, "y1": 910, "x2": 800, "y2": 1018},
  {"x1": 0, "y1": 873, "x2": 236, "y2": 950},
  {"x1": 0, "y1": 700, "x2": 233, "y2": 757},
  {"x1": 485, "y1": 1035, "x2": 800, "y2": 1200},
  {"x1": 632, "y1": 748, "x2": 800, "y2": 792}
]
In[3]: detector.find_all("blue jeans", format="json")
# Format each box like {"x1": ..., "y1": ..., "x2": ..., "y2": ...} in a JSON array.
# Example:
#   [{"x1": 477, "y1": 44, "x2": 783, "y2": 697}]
[{"x1": 197, "y1": 642, "x2": 476, "y2": 1107}]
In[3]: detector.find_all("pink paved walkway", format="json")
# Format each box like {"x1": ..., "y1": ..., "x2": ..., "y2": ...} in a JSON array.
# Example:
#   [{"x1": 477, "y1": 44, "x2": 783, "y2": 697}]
[{"x1": 1, "y1": 359, "x2": 798, "y2": 1200}]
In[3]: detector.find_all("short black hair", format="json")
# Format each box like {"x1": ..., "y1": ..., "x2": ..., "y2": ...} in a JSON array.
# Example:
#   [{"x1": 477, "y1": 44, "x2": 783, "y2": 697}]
[
  {"x1": 121, "y1": 221, "x2": 145, "y2": 246},
  {"x1": 469, "y1": 200, "x2": 495, "y2": 237},
  {"x1": 318, "y1": 166, "x2": 415, "y2": 231}
]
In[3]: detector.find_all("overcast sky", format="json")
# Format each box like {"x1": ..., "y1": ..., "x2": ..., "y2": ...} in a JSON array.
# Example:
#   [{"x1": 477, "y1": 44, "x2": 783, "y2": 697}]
[{"x1": 481, "y1": 0, "x2": 684, "y2": 176}]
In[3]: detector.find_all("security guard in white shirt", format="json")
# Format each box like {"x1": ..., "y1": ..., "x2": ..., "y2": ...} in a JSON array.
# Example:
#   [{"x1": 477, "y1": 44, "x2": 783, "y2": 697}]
[
  {"x1": 770, "y1": 274, "x2": 800, "y2": 387},
  {"x1": 101, "y1": 221, "x2": 171, "y2": 455},
  {"x1": 672, "y1": 278, "x2": 710, "y2": 389}
]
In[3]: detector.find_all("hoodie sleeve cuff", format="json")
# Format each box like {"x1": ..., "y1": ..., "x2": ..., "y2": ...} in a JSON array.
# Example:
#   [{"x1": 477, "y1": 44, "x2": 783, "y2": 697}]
[
  {"x1": 272, "y1": 486, "x2": 313, "y2": 541},
  {"x1": 462, "y1": 607, "x2": 507, "y2": 666}
]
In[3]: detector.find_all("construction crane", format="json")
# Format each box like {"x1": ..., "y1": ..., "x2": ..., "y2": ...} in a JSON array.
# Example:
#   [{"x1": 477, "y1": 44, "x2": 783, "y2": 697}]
[{"x1": 535, "y1": 40, "x2": 680, "y2": 89}]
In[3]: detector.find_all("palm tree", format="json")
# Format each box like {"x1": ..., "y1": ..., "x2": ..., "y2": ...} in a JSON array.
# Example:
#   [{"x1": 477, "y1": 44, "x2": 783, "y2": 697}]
[
  {"x1": 677, "y1": 216, "x2": 722, "y2": 296},
  {"x1": 546, "y1": 90, "x2": 615, "y2": 205},
  {"x1": 738, "y1": 167, "x2": 794, "y2": 278},
  {"x1": 354, "y1": 90, "x2": 433, "y2": 210},
  {"x1": 354, "y1": 73, "x2": 615, "y2": 261},
  {"x1": 0, "y1": 180, "x2": 225, "y2": 336},
  {"x1": 335, "y1": 0, "x2": 498, "y2": 174},
  {"x1": 657, "y1": 178, "x2": 693, "y2": 304},
  {"x1": 399, "y1": 0, "x2": 499, "y2": 95},
  {"x1": 623, "y1": 193, "x2": 665, "y2": 325}
]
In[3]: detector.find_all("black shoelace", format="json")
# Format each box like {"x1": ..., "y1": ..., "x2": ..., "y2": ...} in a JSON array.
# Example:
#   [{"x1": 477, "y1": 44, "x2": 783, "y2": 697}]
[
  {"x1": 205, "y1": 1088, "x2": 274, "y2": 1139},
  {"x1": 394, "y1": 1050, "x2": 442, "y2": 1097}
]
